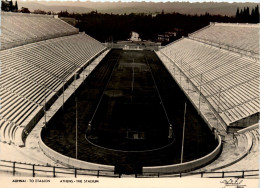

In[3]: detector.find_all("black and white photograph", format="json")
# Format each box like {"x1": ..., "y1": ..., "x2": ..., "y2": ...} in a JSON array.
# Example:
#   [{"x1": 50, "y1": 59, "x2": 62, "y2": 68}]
[{"x1": 0, "y1": 0, "x2": 259, "y2": 187}]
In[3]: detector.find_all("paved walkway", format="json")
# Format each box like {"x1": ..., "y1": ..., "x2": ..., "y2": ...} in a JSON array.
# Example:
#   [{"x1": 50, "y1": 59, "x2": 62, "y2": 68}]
[
  {"x1": 199, "y1": 133, "x2": 248, "y2": 171},
  {"x1": 219, "y1": 129, "x2": 259, "y2": 171}
]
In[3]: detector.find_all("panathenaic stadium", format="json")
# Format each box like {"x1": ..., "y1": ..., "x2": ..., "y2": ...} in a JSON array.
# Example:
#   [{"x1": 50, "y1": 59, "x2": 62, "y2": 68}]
[{"x1": 0, "y1": 12, "x2": 259, "y2": 178}]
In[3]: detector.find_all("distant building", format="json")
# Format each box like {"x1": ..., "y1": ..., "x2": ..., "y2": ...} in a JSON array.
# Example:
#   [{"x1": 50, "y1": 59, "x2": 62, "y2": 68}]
[
  {"x1": 158, "y1": 34, "x2": 170, "y2": 42},
  {"x1": 130, "y1": 31, "x2": 141, "y2": 42},
  {"x1": 157, "y1": 28, "x2": 184, "y2": 44}
]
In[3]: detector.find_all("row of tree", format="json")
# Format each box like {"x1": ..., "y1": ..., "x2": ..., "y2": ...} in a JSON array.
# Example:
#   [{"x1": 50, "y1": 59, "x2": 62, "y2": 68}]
[
  {"x1": 1, "y1": 2, "x2": 259, "y2": 45},
  {"x1": 1, "y1": 0, "x2": 18, "y2": 12},
  {"x1": 1, "y1": 1, "x2": 55, "y2": 14},
  {"x1": 69, "y1": 9, "x2": 258, "y2": 45},
  {"x1": 56, "y1": 7, "x2": 258, "y2": 44},
  {"x1": 1, "y1": 0, "x2": 32, "y2": 13},
  {"x1": 236, "y1": 5, "x2": 259, "y2": 23}
]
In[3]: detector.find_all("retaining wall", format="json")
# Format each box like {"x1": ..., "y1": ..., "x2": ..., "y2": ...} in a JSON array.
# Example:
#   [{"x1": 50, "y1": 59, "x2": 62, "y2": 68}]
[
  {"x1": 229, "y1": 113, "x2": 259, "y2": 130},
  {"x1": 143, "y1": 131, "x2": 222, "y2": 173},
  {"x1": 38, "y1": 133, "x2": 114, "y2": 171}
]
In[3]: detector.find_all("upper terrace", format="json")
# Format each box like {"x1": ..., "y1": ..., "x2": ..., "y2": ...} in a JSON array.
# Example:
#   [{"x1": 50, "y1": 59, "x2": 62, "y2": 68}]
[
  {"x1": 0, "y1": 12, "x2": 79, "y2": 50},
  {"x1": 189, "y1": 22, "x2": 260, "y2": 59}
]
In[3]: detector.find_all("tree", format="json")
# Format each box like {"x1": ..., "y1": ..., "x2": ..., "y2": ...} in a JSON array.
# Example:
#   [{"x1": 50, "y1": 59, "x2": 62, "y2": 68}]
[
  {"x1": 240, "y1": 9, "x2": 243, "y2": 18},
  {"x1": 235, "y1": 5, "x2": 259, "y2": 23},
  {"x1": 247, "y1": 7, "x2": 250, "y2": 15},
  {"x1": 21, "y1": 7, "x2": 30, "y2": 13},
  {"x1": 243, "y1": 7, "x2": 246, "y2": 17},
  {"x1": 255, "y1": 5, "x2": 259, "y2": 16},
  {"x1": 34, "y1": 9, "x2": 47, "y2": 14},
  {"x1": 236, "y1": 8, "x2": 240, "y2": 18},
  {"x1": 251, "y1": 8, "x2": 255, "y2": 16},
  {"x1": 161, "y1": 9, "x2": 164, "y2": 15},
  {"x1": 1, "y1": 0, "x2": 8, "y2": 11},
  {"x1": 9, "y1": 0, "x2": 13, "y2": 11},
  {"x1": 58, "y1": 10, "x2": 69, "y2": 17},
  {"x1": 1, "y1": 0, "x2": 18, "y2": 12},
  {"x1": 14, "y1": 0, "x2": 18, "y2": 11},
  {"x1": 252, "y1": 5, "x2": 259, "y2": 23}
]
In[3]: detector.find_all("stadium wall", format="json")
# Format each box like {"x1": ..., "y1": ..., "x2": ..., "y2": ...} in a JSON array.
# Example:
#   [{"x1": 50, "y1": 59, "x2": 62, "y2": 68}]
[
  {"x1": 103, "y1": 41, "x2": 161, "y2": 50},
  {"x1": 236, "y1": 123, "x2": 258, "y2": 134},
  {"x1": 38, "y1": 134, "x2": 114, "y2": 171},
  {"x1": 143, "y1": 131, "x2": 222, "y2": 173},
  {"x1": 228, "y1": 113, "x2": 259, "y2": 132}
]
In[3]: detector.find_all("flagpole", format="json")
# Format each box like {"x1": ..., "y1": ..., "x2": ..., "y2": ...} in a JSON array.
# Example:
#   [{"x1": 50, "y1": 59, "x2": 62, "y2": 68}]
[
  {"x1": 44, "y1": 81, "x2": 47, "y2": 128},
  {"x1": 198, "y1": 73, "x2": 202, "y2": 112},
  {"x1": 76, "y1": 96, "x2": 78, "y2": 159},
  {"x1": 74, "y1": 74, "x2": 78, "y2": 159},
  {"x1": 181, "y1": 102, "x2": 187, "y2": 163},
  {"x1": 217, "y1": 87, "x2": 222, "y2": 133}
]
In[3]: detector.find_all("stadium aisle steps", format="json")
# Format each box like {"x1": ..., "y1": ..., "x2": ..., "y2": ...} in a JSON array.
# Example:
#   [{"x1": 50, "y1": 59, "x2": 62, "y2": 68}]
[
  {"x1": 198, "y1": 132, "x2": 250, "y2": 171},
  {"x1": 217, "y1": 129, "x2": 259, "y2": 171}
]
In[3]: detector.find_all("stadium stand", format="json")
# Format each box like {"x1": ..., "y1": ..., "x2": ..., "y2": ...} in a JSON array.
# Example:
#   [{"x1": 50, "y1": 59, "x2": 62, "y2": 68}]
[
  {"x1": 157, "y1": 23, "x2": 259, "y2": 176},
  {"x1": 0, "y1": 12, "x2": 79, "y2": 50},
  {"x1": 189, "y1": 23, "x2": 259, "y2": 59},
  {"x1": 0, "y1": 13, "x2": 106, "y2": 146},
  {"x1": 0, "y1": 12, "x2": 258, "y2": 178},
  {"x1": 195, "y1": 124, "x2": 258, "y2": 173},
  {"x1": 220, "y1": 127, "x2": 259, "y2": 171},
  {"x1": 160, "y1": 23, "x2": 260, "y2": 131}
]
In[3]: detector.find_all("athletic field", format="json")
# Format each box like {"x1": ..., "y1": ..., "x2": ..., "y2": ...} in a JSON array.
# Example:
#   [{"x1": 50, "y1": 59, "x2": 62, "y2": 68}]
[{"x1": 42, "y1": 49, "x2": 217, "y2": 173}]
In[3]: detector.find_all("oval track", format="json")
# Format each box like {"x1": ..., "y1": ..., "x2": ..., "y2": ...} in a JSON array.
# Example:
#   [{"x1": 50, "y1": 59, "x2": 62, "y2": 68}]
[{"x1": 42, "y1": 49, "x2": 218, "y2": 174}]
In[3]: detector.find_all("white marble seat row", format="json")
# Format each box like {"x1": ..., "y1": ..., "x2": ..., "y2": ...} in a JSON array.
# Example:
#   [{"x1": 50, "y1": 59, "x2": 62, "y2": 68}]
[
  {"x1": 161, "y1": 29, "x2": 260, "y2": 125},
  {"x1": 0, "y1": 32, "x2": 106, "y2": 145},
  {"x1": 201, "y1": 63, "x2": 259, "y2": 97},
  {"x1": 189, "y1": 23, "x2": 260, "y2": 55},
  {"x1": 0, "y1": 12, "x2": 79, "y2": 50}
]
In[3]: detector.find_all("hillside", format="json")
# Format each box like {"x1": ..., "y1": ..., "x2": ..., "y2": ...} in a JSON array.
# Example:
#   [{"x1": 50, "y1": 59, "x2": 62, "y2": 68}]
[{"x1": 16, "y1": 1, "x2": 259, "y2": 16}]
